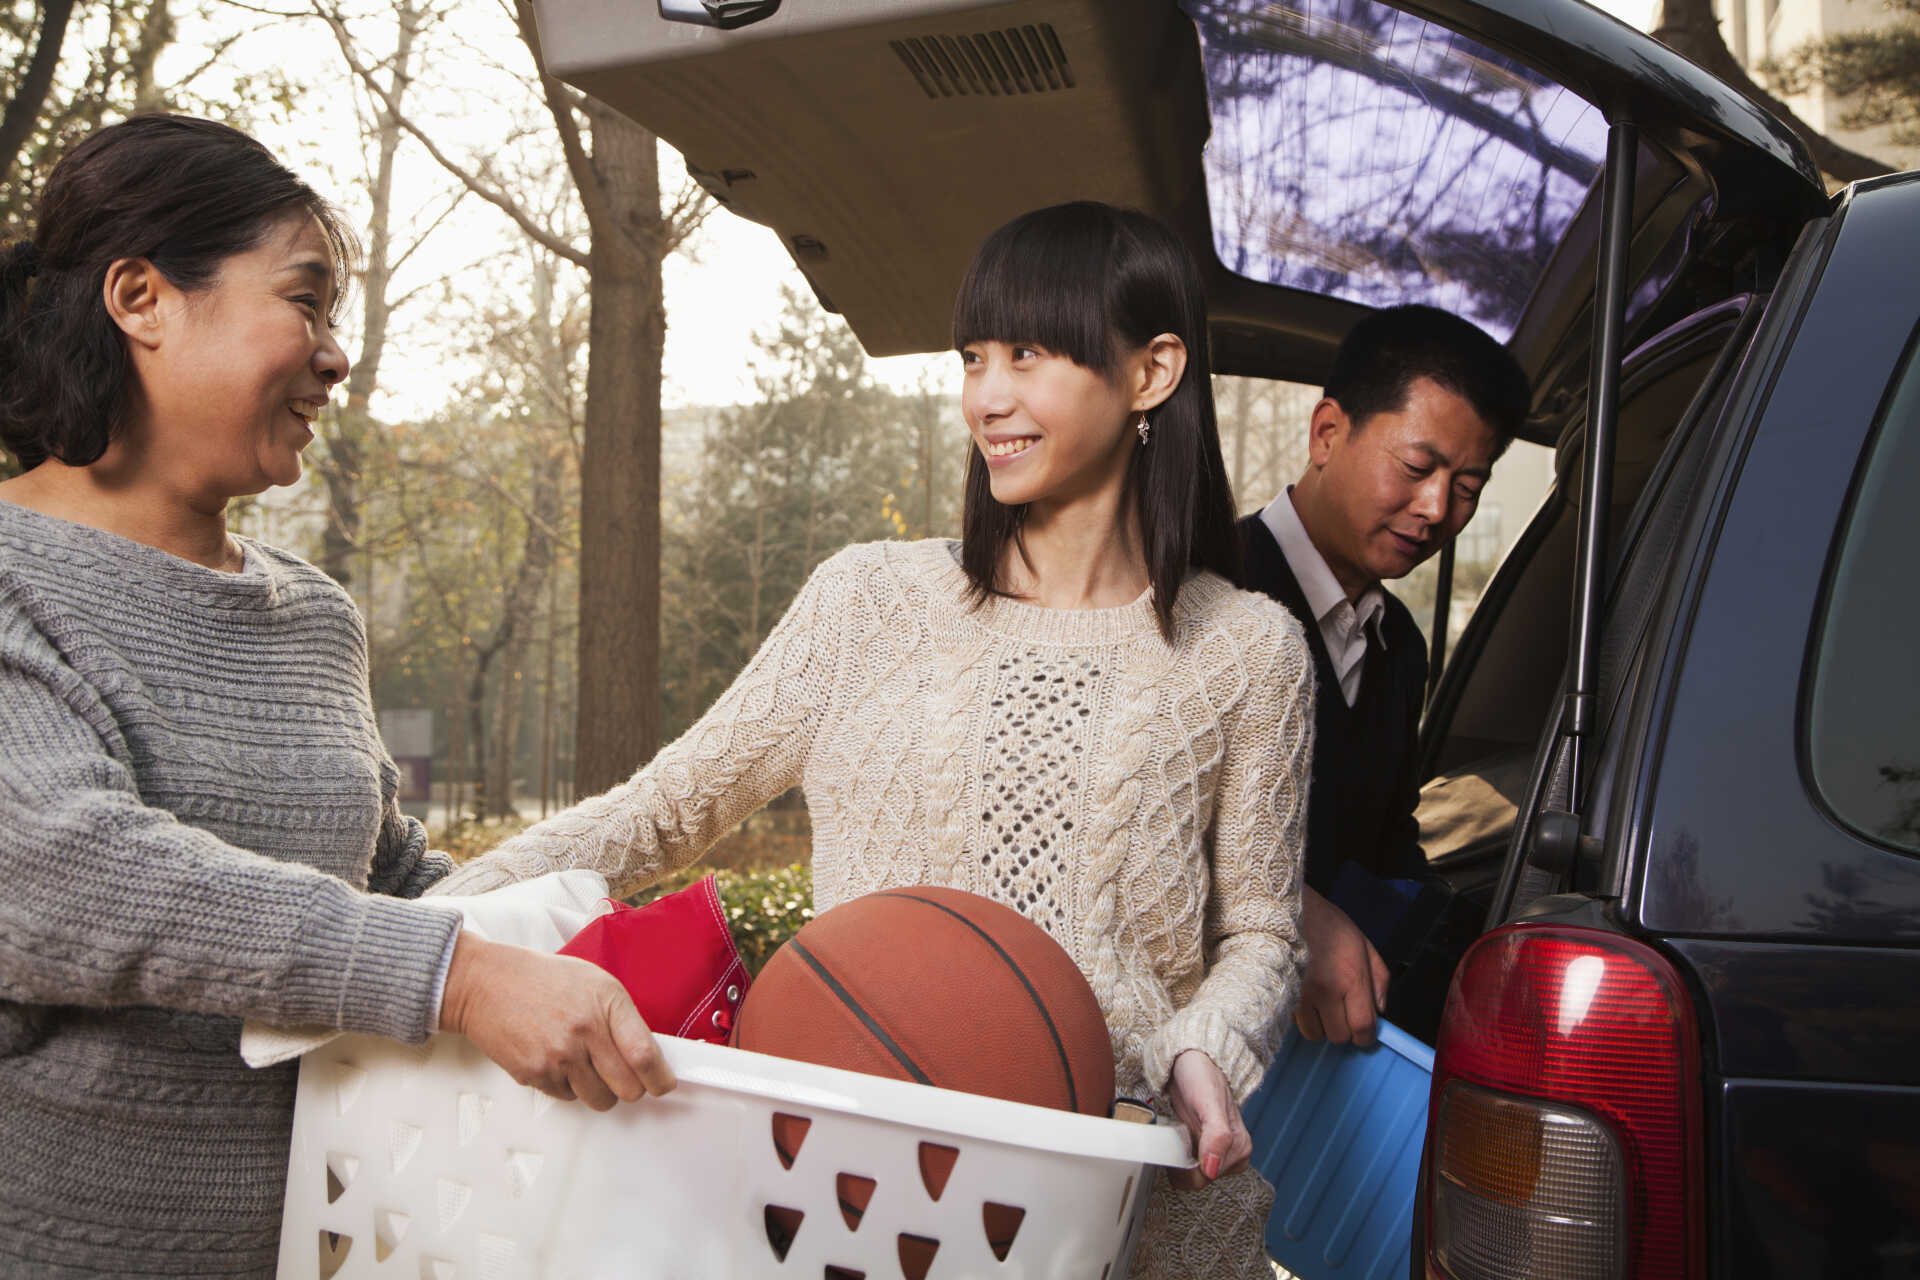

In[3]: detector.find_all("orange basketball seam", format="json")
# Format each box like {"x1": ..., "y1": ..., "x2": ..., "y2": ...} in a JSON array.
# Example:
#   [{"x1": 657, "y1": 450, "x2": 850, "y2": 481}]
[
  {"x1": 878, "y1": 890, "x2": 1081, "y2": 1113},
  {"x1": 786, "y1": 938, "x2": 934, "y2": 1086}
]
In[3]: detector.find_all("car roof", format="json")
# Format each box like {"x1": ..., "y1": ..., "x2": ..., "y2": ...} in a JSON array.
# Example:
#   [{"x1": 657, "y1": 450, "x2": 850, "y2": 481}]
[{"x1": 534, "y1": 0, "x2": 1827, "y2": 438}]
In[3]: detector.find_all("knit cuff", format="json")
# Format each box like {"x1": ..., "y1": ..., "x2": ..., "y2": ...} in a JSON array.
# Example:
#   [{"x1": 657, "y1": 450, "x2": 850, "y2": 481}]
[
  {"x1": 426, "y1": 857, "x2": 518, "y2": 898},
  {"x1": 279, "y1": 881, "x2": 463, "y2": 1043},
  {"x1": 1142, "y1": 1007, "x2": 1266, "y2": 1104}
]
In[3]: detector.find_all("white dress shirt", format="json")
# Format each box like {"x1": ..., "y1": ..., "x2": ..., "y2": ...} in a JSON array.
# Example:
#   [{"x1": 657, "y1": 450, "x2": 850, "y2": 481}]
[{"x1": 1260, "y1": 488, "x2": 1387, "y2": 707}]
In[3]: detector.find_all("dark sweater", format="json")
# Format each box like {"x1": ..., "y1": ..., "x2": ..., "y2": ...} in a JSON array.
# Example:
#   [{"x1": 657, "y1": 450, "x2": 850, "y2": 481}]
[
  {"x1": 0, "y1": 500, "x2": 460, "y2": 1277},
  {"x1": 1237, "y1": 515, "x2": 1428, "y2": 894}
]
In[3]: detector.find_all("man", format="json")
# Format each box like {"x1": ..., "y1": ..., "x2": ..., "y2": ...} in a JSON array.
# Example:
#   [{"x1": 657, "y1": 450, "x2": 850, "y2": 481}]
[{"x1": 1240, "y1": 304, "x2": 1530, "y2": 1045}]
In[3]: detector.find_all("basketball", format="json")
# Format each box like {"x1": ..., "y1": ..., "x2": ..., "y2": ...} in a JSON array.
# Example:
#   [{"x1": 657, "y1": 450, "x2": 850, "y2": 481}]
[{"x1": 733, "y1": 885, "x2": 1115, "y2": 1116}]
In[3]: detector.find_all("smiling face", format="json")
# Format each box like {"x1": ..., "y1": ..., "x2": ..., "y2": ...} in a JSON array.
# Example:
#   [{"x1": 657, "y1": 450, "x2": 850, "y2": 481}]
[
  {"x1": 1299, "y1": 375, "x2": 1500, "y2": 595},
  {"x1": 959, "y1": 340, "x2": 1143, "y2": 513},
  {"x1": 122, "y1": 213, "x2": 348, "y2": 501}
]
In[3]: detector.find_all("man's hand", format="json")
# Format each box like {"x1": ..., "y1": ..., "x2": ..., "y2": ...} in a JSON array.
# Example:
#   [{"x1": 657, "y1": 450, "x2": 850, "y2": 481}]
[
  {"x1": 1164, "y1": 1049, "x2": 1252, "y2": 1190},
  {"x1": 1294, "y1": 885, "x2": 1391, "y2": 1047},
  {"x1": 439, "y1": 932, "x2": 677, "y2": 1110}
]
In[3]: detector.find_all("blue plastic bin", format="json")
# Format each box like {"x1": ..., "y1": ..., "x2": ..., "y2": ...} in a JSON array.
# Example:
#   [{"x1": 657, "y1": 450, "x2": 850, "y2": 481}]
[{"x1": 1245, "y1": 1020, "x2": 1434, "y2": 1280}]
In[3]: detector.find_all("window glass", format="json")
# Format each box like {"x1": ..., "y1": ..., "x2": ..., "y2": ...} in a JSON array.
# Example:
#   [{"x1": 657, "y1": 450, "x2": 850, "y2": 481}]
[
  {"x1": 1182, "y1": 0, "x2": 1608, "y2": 341},
  {"x1": 1808, "y1": 340, "x2": 1920, "y2": 855}
]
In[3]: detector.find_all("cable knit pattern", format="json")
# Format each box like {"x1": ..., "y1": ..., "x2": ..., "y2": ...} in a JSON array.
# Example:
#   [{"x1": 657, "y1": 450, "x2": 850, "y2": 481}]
[
  {"x1": 436, "y1": 538, "x2": 1315, "y2": 1279},
  {"x1": 0, "y1": 500, "x2": 460, "y2": 1278}
]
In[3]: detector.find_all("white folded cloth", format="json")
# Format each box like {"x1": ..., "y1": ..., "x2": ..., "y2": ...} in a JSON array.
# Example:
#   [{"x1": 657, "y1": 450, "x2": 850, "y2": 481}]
[{"x1": 239, "y1": 868, "x2": 613, "y2": 1068}]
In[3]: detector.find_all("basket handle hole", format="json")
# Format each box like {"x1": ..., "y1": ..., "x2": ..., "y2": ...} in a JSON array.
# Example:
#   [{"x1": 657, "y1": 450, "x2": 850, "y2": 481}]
[
  {"x1": 375, "y1": 1209, "x2": 412, "y2": 1262},
  {"x1": 824, "y1": 1268, "x2": 866, "y2": 1280},
  {"x1": 324, "y1": 1151, "x2": 359, "y2": 1205},
  {"x1": 318, "y1": 1230, "x2": 353, "y2": 1278},
  {"x1": 772, "y1": 1113, "x2": 813, "y2": 1169},
  {"x1": 983, "y1": 1203, "x2": 1025, "y2": 1261},
  {"x1": 897, "y1": 1233, "x2": 940, "y2": 1280},
  {"x1": 765, "y1": 1205, "x2": 805, "y2": 1261},
  {"x1": 917, "y1": 1142, "x2": 959, "y2": 1201},
  {"x1": 836, "y1": 1173, "x2": 877, "y2": 1230}
]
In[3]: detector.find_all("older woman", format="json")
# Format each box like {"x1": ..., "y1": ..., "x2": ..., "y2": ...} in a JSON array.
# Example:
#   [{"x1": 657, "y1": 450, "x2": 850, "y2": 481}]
[{"x1": 0, "y1": 114, "x2": 671, "y2": 1277}]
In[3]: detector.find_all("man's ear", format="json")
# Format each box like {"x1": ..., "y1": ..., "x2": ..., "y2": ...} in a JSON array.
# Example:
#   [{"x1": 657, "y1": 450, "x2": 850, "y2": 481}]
[
  {"x1": 102, "y1": 258, "x2": 170, "y2": 351},
  {"x1": 1307, "y1": 396, "x2": 1351, "y2": 467},
  {"x1": 1131, "y1": 333, "x2": 1188, "y2": 413}
]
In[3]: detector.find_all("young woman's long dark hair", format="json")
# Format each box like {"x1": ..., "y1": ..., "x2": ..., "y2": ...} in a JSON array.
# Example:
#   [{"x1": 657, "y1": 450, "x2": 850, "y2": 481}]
[{"x1": 952, "y1": 201, "x2": 1238, "y2": 641}]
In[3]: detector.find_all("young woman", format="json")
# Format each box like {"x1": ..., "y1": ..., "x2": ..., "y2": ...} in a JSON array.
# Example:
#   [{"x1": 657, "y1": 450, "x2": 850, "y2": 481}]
[
  {"x1": 0, "y1": 115, "x2": 671, "y2": 1277},
  {"x1": 439, "y1": 200, "x2": 1315, "y2": 1276}
]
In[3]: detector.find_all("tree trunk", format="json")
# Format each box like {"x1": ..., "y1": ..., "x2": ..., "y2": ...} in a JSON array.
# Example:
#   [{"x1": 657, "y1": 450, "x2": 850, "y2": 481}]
[
  {"x1": 483, "y1": 444, "x2": 563, "y2": 818},
  {"x1": 0, "y1": 0, "x2": 77, "y2": 191},
  {"x1": 1652, "y1": 0, "x2": 1894, "y2": 181},
  {"x1": 127, "y1": 0, "x2": 173, "y2": 113},
  {"x1": 320, "y1": 0, "x2": 417, "y2": 590},
  {"x1": 572, "y1": 104, "x2": 665, "y2": 795}
]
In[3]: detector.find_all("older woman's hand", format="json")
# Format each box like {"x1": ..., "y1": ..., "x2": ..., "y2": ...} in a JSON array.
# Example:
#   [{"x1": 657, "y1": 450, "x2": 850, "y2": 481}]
[
  {"x1": 1164, "y1": 1048, "x2": 1252, "y2": 1190},
  {"x1": 438, "y1": 932, "x2": 677, "y2": 1110}
]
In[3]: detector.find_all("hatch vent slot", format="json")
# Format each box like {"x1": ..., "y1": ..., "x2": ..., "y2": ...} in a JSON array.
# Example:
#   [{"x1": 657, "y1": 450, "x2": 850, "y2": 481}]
[{"x1": 891, "y1": 25, "x2": 1075, "y2": 98}]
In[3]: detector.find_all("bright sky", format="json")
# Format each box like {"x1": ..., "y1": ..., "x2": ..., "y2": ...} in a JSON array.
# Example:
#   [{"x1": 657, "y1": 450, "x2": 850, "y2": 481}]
[{"x1": 151, "y1": 0, "x2": 1653, "y2": 418}]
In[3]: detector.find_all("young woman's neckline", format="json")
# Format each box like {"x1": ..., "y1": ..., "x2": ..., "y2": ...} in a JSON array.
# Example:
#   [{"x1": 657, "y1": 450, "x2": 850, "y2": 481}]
[{"x1": 923, "y1": 538, "x2": 1165, "y2": 645}]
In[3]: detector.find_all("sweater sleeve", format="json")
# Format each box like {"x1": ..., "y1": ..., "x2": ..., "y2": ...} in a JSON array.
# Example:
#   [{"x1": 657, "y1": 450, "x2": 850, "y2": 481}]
[
  {"x1": 367, "y1": 797, "x2": 453, "y2": 900},
  {"x1": 0, "y1": 624, "x2": 460, "y2": 1044},
  {"x1": 431, "y1": 548, "x2": 856, "y2": 898},
  {"x1": 1141, "y1": 626, "x2": 1315, "y2": 1101}
]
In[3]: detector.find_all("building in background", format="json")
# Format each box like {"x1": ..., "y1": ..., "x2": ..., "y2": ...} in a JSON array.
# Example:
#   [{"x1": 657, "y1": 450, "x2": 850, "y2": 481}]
[{"x1": 1711, "y1": 0, "x2": 1920, "y2": 172}]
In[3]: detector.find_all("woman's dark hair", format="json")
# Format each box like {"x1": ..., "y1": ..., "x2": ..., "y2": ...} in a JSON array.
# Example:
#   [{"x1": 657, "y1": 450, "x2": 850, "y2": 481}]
[
  {"x1": 952, "y1": 201, "x2": 1238, "y2": 640},
  {"x1": 0, "y1": 114, "x2": 356, "y2": 470},
  {"x1": 1323, "y1": 304, "x2": 1531, "y2": 458}
]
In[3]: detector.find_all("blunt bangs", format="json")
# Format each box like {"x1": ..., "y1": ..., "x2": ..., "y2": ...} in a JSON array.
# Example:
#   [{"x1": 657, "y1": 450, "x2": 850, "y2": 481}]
[{"x1": 952, "y1": 204, "x2": 1128, "y2": 372}]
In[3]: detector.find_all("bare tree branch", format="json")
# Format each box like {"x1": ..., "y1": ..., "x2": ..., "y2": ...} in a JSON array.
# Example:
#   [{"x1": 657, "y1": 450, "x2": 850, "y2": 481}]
[
  {"x1": 509, "y1": 0, "x2": 614, "y2": 235},
  {"x1": 312, "y1": 0, "x2": 588, "y2": 266},
  {"x1": 388, "y1": 185, "x2": 470, "y2": 276}
]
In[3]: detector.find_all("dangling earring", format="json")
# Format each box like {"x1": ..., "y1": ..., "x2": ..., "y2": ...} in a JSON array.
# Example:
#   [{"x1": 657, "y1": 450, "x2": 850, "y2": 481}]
[{"x1": 1136, "y1": 413, "x2": 1151, "y2": 446}]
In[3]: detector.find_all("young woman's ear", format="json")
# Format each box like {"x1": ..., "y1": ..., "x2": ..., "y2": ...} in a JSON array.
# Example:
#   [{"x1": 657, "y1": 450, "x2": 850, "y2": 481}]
[
  {"x1": 102, "y1": 258, "x2": 170, "y2": 351},
  {"x1": 1131, "y1": 333, "x2": 1188, "y2": 413}
]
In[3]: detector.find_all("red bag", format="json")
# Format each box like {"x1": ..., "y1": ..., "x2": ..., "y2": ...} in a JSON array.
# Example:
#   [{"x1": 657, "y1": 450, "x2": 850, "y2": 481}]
[{"x1": 557, "y1": 875, "x2": 751, "y2": 1044}]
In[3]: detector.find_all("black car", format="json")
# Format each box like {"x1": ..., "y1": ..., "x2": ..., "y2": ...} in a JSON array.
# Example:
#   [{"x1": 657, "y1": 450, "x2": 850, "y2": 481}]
[{"x1": 530, "y1": 0, "x2": 1920, "y2": 1275}]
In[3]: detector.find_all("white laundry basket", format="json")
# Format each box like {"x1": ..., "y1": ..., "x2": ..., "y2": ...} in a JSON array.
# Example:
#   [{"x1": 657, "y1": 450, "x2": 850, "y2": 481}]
[{"x1": 280, "y1": 1029, "x2": 1192, "y2": 1280}]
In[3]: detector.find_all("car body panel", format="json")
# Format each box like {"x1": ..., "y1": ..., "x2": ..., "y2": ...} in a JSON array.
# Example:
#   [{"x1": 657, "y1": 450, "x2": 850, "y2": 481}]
[
  {"x1": 1712, "y1": 1080, "x2": 1920, "y2": 1279},
  {"x1": 1631, "y1": 174, "x2": 1920, "y2": 944}
]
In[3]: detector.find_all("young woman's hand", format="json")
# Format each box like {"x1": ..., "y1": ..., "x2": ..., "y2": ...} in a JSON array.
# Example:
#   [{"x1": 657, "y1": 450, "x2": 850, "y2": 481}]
[
  {"x1": 438, "y1": 932, "x2": 677, "y2": 1110},
  {"x1": 1164, "y1": 1049, "x2": 1252, "y2": 1190}
]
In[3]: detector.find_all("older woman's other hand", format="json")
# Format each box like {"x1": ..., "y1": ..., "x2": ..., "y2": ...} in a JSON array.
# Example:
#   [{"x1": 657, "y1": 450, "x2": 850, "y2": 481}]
[
  {"x1": 438, "y1": 932, "x2": 677, "y2": 1110},
  {"x1": 1164, "y1": 1049, "x2": 1251, "y2": 1190}
]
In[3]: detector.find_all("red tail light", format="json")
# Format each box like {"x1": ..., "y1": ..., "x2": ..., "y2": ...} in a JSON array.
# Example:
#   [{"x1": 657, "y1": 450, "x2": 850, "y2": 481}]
[{"x1": 1422, "y1": 924, "x2": 1704, "y2": 1280}]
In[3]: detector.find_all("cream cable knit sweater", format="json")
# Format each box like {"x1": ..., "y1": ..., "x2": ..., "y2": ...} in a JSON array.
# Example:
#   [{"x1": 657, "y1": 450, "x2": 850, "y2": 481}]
[{"x1": 437, "y1": 538, "x2": 1314, "y2": 1278}]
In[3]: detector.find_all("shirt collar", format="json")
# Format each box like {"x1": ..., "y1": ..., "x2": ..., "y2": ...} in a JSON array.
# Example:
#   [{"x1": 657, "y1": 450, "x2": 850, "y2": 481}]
[{"x1": 1260, "y1": 488, "x2": 1389, "y2": 648}]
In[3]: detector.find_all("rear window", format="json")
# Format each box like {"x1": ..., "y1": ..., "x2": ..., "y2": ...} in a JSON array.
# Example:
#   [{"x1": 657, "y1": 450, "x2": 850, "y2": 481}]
[
  {"x1": 1807, "y1": 335, "x2": 1920, "y2": 855},
  {"x1": 1182, "y1": 0, "x2": 1608, "y2": 341}
]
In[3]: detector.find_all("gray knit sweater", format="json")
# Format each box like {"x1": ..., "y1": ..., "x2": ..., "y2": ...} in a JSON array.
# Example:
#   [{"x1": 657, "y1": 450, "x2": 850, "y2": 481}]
[{"x1": 0, "y1": 500, "x2": 461, "y2": 1277}]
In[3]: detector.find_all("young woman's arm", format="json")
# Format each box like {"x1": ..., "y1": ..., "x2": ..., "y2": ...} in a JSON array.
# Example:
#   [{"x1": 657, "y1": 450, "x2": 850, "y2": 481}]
[
  {"x1": 432, "y1": 548, "x2": 860, "y2": 899},
  {"x1": 1141, "y1": 629, "x2": 1316, "y2": 1102}
]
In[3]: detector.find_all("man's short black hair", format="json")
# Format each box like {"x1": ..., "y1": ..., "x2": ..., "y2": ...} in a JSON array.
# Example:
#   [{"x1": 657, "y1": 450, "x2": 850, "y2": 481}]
[{"x1": 1323, "y1": 304, "x2": 1531, "y2": 456}]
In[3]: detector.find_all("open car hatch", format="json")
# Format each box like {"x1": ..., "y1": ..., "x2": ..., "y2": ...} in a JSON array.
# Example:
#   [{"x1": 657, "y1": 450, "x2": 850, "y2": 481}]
[{"x1": 530, "y1": 0, "x2": 1824, "y2": 436}]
